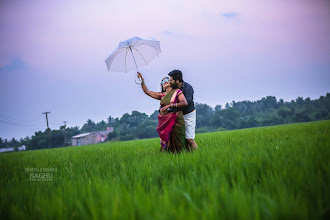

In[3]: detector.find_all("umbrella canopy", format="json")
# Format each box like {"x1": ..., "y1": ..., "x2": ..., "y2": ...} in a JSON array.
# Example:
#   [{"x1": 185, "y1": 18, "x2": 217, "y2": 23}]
[{"x1": 105, "y1": 36, "x2": 161, "y2": 73}]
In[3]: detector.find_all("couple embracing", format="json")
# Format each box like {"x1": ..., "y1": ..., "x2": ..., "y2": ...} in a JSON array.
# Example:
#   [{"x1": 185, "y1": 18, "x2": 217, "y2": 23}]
[{"x1": 137, "y1": 70, "x2": 198, "y2": 153}]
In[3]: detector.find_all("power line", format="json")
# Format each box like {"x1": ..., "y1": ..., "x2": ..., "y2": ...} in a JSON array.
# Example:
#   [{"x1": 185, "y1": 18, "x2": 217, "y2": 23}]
[
  {"x1": 0, "y1": 113, "x2": 42, "y2": 122},
  {"x1": 0, "y1": 114, "x2": 42, "y2": 126}
]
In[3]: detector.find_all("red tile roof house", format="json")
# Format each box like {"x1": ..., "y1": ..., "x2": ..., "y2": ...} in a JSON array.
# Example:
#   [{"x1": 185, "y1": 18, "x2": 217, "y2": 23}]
[{"x1": 71, "y1": 128, "x2": 113, "y2": 146}]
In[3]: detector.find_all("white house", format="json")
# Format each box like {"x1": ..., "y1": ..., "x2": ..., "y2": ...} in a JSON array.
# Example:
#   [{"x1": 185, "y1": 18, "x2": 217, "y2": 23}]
[
  {"x1": 71, "y1": 127, "x2": 113, "y2": 146},
  {"x1": 0, "y1": 145, "x2": 26, "y2": 153}
]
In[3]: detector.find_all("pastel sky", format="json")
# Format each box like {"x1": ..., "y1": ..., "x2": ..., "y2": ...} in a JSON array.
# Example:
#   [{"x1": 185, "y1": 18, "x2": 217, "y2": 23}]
[{"x1": 0, "y1": 0, "x2": 329, "y2": 140}]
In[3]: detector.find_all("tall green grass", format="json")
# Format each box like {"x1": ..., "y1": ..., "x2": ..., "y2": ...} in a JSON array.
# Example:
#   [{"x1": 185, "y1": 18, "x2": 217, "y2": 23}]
[{"x1": 0, "y1": 121, "x2": 329, "y2": 219}]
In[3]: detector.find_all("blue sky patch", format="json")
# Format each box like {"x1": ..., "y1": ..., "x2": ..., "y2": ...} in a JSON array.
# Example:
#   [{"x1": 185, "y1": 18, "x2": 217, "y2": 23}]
[
  {"x1": 223, "y1": 12, "x2": 238, "y2": 19},
  {"x1": 0, "y1": 58, "x2": 26, "y2": 73}
]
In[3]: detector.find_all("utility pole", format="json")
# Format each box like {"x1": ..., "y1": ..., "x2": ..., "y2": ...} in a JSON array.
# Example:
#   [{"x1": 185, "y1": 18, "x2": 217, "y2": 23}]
[
  {"x1": 42, "y1": 112, "x2": 51, "y2": 148},
  {"x1": 63, "y1": 121, "x2": 68, "y2": 146},
  {"x1": 42, "y1": 112, "x2": 51, "y2": 129}
]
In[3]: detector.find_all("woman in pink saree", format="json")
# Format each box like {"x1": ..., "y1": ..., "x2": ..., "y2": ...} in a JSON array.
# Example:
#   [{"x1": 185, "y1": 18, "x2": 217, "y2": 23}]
[{"x1": 137, "y1": 72, "x2": 190, "y2": 153}]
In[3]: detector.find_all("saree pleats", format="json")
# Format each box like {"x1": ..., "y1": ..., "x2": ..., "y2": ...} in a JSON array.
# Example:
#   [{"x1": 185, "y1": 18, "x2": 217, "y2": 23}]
[{"x1": 156, "y1": 89, "x2": 188, "y2": 153}]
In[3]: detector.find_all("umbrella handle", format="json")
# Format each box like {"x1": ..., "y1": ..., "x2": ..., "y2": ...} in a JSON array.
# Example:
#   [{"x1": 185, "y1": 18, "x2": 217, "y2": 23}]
[
  {"x1": 136, "y1": 71, "x2": 144, "y2": 84},
  {"x1": 135, "y1": 78, "x2": 142, "y2": 84}
]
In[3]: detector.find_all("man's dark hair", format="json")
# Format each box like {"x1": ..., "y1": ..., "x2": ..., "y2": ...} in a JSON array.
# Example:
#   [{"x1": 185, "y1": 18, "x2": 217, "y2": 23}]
[{"x1": 168, "y1": 69, "x2": 183, "y2": 82}]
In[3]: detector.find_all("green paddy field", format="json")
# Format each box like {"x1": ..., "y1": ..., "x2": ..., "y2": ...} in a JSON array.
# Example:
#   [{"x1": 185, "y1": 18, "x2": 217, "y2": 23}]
[{"x1": 0, "y1": 120, "x2": 329, "y2": 219}]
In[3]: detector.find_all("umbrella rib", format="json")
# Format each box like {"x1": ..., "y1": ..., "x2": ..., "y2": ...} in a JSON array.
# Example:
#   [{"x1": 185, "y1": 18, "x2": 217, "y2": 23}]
[
  {"x1": 132, "y1": 47, "x2": 148, "y2": 66},
  {"x1": 131, "y1": 43, "x2": 161, "y2": 52},
  {"x1": 131, "y1": 39, "x2": 141, "y2": 47},
  {"x1": 150, "y1": 44, "x2": 161, "y2": 52},
  {"x1": 131, "y1": 43, "x2": 145, "y2": 47},
  {"x1": 111, "y1": 47, "x2": 127, "y2": 56},
  {"x1": 154, "y1": 48, "x2": 160, "y2": 58},
  {"x1": 124, "y1": 49, "x2": 129, "y2": 73},
  {"x1": 107, "y1": 47, "x2": 128, "y2": 69}
]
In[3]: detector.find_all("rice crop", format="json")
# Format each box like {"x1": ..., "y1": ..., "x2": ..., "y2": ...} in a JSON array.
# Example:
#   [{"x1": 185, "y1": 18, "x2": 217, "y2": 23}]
[{"x1": 0, "y1": 120, "x2": 329, "y2": 219}]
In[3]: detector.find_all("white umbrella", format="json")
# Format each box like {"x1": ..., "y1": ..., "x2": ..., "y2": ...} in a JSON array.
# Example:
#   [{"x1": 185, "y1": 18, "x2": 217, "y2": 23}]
[{"x1": 105, "y1": 36, "x2": 161, "y2": 74}]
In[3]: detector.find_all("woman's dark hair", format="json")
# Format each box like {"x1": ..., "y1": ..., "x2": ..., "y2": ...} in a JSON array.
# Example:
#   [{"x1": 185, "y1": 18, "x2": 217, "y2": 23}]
[
  {"x1": 168, "y1": 69, "x2": 183, "y2": 82},
  {"x1": 160, "y1": 77, "x2": 169, "y2": 92}
]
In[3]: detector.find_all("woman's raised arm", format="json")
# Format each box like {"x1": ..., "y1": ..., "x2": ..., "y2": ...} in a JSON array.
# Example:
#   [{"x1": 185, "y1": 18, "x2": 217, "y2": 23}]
[{"x1": 137, "y1": 72, "x2": 161, "y2": 100}]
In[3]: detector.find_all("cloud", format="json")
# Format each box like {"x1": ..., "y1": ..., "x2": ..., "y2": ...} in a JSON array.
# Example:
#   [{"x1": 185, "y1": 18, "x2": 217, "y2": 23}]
[
  {"x1": 161, "y1": 31, "x2": 173, "y2": 36},
  {"x1": 222, "y1": 12, "x2": 238, "y2": 19},
  {"x1": 0, "y1": 58, "x2": 26, "y2": 73}
]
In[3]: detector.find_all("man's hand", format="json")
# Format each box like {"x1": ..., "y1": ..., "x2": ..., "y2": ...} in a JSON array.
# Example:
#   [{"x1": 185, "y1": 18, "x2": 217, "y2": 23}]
[{"x1": 160, "y1": 105, "x2": 170, "y2": 115}]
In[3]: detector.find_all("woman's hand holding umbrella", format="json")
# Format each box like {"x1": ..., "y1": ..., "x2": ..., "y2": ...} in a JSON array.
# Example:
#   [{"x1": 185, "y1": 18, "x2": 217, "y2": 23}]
[{"x1": 137, "y1": 72, "x2": 144, "y2": 83}]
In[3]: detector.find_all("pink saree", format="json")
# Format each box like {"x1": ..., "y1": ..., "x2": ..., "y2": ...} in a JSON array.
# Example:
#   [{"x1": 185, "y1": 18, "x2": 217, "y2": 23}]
[{"x1": 156, "y1": 89, "x2": 186, "y2": 151}]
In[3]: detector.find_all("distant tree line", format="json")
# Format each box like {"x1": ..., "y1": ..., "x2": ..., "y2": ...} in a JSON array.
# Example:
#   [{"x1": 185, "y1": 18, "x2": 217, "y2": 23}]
[
  {"x1": 195, "y1": 93, "x2": 330, "y2": 133},
  {"x1": 1, "y1": 93, "x2": 329, "y2": 150}
]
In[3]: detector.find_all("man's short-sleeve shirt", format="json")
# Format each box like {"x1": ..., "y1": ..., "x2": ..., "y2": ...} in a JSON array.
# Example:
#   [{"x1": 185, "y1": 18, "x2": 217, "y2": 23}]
[{"x1": 181, "y1": 81, "x2": 195, "y2": 115}]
